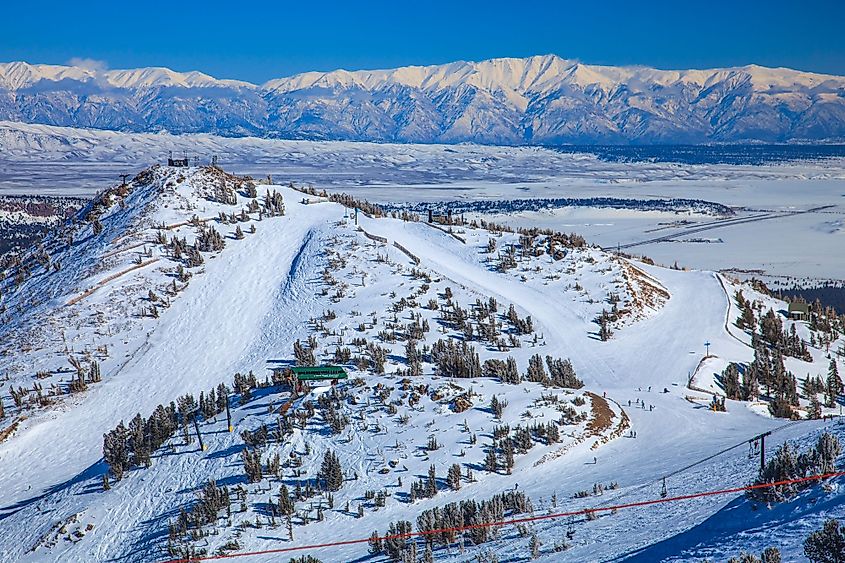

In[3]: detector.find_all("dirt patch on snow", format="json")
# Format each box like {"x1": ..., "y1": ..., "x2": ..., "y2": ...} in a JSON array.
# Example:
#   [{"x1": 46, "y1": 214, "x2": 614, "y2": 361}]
[
  {"x1": 586, "y1": 392, "x2": 615, "y2": 436},
  {"x1": 622, "y1": 262, "x2": 670, "y2": 317},
  {"x1": 0, "y1": 416, "x2": 24, "y2": 444}
]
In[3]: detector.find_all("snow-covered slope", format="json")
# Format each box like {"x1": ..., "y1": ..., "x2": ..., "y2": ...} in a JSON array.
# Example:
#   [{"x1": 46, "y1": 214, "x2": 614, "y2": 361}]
[
  {"x1": 0, "y1": 166, "x2": 843, "y2": 562},
  {"x1": 2, "y1": 55, "x2": 845, "y2": 142}
]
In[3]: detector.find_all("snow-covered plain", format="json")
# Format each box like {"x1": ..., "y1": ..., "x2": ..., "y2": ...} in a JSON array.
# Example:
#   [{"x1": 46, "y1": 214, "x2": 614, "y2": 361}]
[
  {"x1": 0, "y1": 165, "x2": 843, "y2": 562},
  {"x1": 2, "y1": 122, "x2": 845, "y2": 284}
]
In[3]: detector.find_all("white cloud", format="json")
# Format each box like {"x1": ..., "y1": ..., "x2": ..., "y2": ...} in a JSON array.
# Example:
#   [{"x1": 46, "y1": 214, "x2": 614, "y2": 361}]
[{"x1": 66, "y1": 57, "x2": 108, "y2": 72}]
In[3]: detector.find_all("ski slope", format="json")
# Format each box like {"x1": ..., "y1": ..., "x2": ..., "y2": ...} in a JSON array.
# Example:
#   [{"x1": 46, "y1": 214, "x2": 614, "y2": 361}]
[{"x1": 0, "y1": 166, "x2": 842, "y2": 562}]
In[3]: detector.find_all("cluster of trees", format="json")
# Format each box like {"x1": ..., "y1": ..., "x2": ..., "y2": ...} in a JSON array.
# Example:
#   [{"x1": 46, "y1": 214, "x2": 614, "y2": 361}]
[
  {"x1": 241, "y1": 448, "x2": 264, "y2": 483},
  {"x1": 195, "y1": 226, "x2": 225, "y2": 252},
  {"x1": 67, "y1": 357, "x2": 101, "y2": 393},
  {"x1": 294, "y1": 339, "x2": 317, "y2": 367},
  {"x1": 479, "y1": 355, "x2": 582, "y2": 389},
  {"x1": 367, "y1": 342, "x2": 389, "y2": 374},
  {"x1": 526, "y1": 354, "x2": 584, "y2": 389},
  {"x1": 264, "y1": 190, "x2": 286, "y2": 217},
  {"x1": 295, "y1": 185, "x2": 385, "y2": 218},
  {"x1": 408, "y1": 465, "x2": 438, "y2": 501},
  {"x1": 369, "y1": 490, "x2": 533, "y2": 562},
  {"x1": 749, "y1": 432, "x2": 840, "y2": 503},
  {"x1": 103, "y1": 384, "x2": 229, "y2": 480},
  {"x1": 167, "y1": 479, "x2": 233, "y2": 551},
  {"x1": 208, "y1": 178, "x2": 237, "y2": 205},
  {"x1": 430, "y1": 339, "x2": 481, "y2": 378},
  {"x1": 486, "y1": 422, "x2": 562, "y2": 473},
  {"x1": 727, "y1": 547, "x2": 782, "y2": 563},
  {"x1": 804, "y1": 519, "x2": 845, "y2": 563},
  {"x1": 166, "y1": 234, "x2": 204, "y2": 267},
  {"x1": 759, "y1": 309, "x2": 812, "y2": 361},
  {"x1": 736, "y1": 292, "x2": 812, "y2": 361},
  {"x1": 506, "y1": 304, "x2": 533, "y2": 335},
  {"x1": 440, "y1": 299, "x2": 503, "y2": 344},
  {"x1": 482, "y1": 358, "x2": 521, "y2": 384},
  {"x1": 721, "y1": 340, "x2": 799, "y2": 418},
  {"x1": 320, "y1": 450, "x2": 344, "y2": 492},
  {"x1": 318, "y1": 391, "x2": 349, "y2": 434},
  {"x1": 722, "y1": 350, "x2": 841, "y2": 420}
]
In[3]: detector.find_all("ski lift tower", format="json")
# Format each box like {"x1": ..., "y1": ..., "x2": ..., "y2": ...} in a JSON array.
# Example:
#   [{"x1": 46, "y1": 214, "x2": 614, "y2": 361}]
[{"x1": 705, "y1": 341, "x2": 711, "y2": 357}]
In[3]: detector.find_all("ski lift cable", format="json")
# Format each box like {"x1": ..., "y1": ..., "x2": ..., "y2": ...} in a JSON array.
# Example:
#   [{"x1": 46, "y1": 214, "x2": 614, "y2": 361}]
[{"x1": 156, "y1": 470, "x2": 845, "y2": 563}]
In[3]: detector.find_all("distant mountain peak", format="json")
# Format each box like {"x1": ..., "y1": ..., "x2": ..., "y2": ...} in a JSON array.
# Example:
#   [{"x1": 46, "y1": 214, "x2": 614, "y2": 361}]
[{"x1": 1, "y1": 55, "x2": 844, "y2": 143}]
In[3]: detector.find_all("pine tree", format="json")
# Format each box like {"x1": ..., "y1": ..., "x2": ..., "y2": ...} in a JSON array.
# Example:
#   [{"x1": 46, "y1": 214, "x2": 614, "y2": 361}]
[
  {"x1": 321, "y1": 450, "x2": 344, "y2": 492},
  {"x1": 103, "y1": 422, "x2": 130, "y2": 480},
  {"x1": 128, "y1": 413, "x2": 150, "y2": 468},
  {"x1": 490, "y1": 395, "x2": 504, "y2": 418},
  {"x1": 294, "y1": 339, "x2": 316, "y2": 367},
  {"x1": 761, "y1": 547, "x2": 781, "y2": 563},
  {"x1": 815, "y1": 432, "x2": 842, "y2": 474},
  {"x1": 484, "y1": 445, "x2": 499, "y2": 473},
  {"x1": 530, "y1": 532, "x2": 541, "y2": 559},
  {"x1": 526, "y1": 354, "x2": 547, "y2": 384},
  {"x1": 502, "y1": 438, "x2": 515, "y2": 473},
  {"x1": 242, "y1": 448, "x2": 263, "y2": 483},
  {"x1": 447, "y1": 463, "x2": 462, "y2": 491},
  {"x1": 426, "y1": 464, "x2": 437, "y2": 497},
  {"x1": 723, "y1": 363, "x2": 741, "y2": 400},
  {"x1": 368, "y1": 530, "x2": 383, "y2": 554},
  {"x1": 807, "y1": 394, "x2": 823, "y2": 420},
  {"x1": 278, "y1": 484, "x2": 295, "y2": 516},
  {"x1": 804, "y1": 519, "x2": 845, "y2": 563},
  {"x1": 826, "y1": 359, "x2": 843, "y2": 408}
]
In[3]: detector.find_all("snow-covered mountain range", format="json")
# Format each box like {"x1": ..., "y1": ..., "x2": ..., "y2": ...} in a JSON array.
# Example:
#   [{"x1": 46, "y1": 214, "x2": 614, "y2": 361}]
[{"x1": 2, "y1": 55, "x2": 845, "y2": 143}]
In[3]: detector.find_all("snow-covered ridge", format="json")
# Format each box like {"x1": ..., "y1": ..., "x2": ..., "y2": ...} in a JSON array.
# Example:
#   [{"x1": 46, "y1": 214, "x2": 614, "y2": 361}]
[
  {"x1": 0, "y1": 61, "x2": 255, "y2": 90},
  {"x1": 1, "y1": 55, "x2": 845, "y2": 142},
  {"x1": 262, "y1": 55, "x2": 845, "y2": 95}
]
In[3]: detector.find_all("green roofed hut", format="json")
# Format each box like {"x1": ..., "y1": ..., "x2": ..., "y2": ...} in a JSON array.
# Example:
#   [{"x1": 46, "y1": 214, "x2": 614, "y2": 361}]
[
  {"x1": 290, "y1": 365, "x2": 348, "y2": 392},
  {"x1": 788, "y1": 302, "x2": 811, "y2": 321}
]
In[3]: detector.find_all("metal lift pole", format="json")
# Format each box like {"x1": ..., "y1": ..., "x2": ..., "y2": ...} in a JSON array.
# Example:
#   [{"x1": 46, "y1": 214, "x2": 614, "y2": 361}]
[
  {"x1": 759, "y1": 431, "x2": 771, "y2": 472},
  {"x1": 192, "y1": 412, "x2": 206, "y2": 451}
]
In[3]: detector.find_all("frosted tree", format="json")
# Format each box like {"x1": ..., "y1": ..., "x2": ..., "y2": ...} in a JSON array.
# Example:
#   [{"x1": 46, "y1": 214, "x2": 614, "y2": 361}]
[{"x1": 103, "y1": 421, "x2": 129, "y2": 480}]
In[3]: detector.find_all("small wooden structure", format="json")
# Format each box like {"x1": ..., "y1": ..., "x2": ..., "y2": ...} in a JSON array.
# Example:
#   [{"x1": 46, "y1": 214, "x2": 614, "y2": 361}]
[
  {"x1": 290, "y1": 365, "x2": 348, "y2": 392},
  {"x1": 167, "y1": 151, "x2": 189, "y2": 167},
  {"x1": 788, "y1": 302, "x2": 810, "y2": 321}
]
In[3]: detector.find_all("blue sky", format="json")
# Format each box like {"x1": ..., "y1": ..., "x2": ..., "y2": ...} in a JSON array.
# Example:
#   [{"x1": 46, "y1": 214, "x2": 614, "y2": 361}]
[{"x1": 1, "y1": 0, "x2": 843, "y2": 82}]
